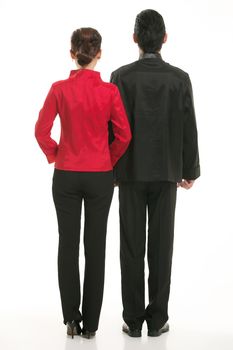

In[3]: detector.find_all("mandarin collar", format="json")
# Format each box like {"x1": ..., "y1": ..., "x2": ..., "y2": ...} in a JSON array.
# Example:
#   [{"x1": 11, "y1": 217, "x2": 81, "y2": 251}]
[
  {"x1": 69, "y1": 69, "x2": 101, "y2": 78},
  {"x1": 139, "y1": 52, "x2": 162, "y2": 60}
]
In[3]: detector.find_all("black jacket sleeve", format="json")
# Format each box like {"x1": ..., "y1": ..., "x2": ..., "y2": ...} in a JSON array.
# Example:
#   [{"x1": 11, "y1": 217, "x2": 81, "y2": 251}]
[
  {"x1": 108, "y1": 72, "x2": 117, "y2": 182},
  {"x1": 182, "y1": 75, "x2": 201, "y2": 180},
  {"x1": 108, "y1": 72, "x2": 116, "y2": 145}
]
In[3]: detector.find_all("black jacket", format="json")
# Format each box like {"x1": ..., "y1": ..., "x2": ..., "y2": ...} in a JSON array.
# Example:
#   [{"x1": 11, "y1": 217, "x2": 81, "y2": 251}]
[{"x1": 109, "y1": 52, "x2": 200, "y2": 183}]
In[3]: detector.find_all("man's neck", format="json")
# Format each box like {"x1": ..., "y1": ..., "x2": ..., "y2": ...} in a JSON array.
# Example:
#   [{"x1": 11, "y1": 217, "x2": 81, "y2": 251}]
[{"x1": 139, "y1": 51, "x2": 162, "y2": 59}]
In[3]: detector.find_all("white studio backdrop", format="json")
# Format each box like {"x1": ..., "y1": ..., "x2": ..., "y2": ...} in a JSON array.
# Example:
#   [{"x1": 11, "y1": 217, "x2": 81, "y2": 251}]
[{"x1": 0, "y1": 0, "x2": 233, "y2": 349}]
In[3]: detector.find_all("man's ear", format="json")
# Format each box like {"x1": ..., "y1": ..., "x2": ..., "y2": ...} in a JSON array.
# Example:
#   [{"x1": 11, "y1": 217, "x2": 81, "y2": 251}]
[
  {"x1": 133, "y1": 33, "x2": 138, "y2": 43},
  {"x1": 163, "y1": 33, "x2": 168, "y2": 44}
]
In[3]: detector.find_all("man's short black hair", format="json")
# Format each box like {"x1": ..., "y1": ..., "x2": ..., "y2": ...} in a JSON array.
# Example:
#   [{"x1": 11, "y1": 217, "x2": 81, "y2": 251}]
[{"x1": 134, "y1": 9, "x2": 166, "y2": 53}]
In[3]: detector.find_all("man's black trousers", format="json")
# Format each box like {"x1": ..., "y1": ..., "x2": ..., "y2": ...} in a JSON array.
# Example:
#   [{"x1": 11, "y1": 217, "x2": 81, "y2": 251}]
[
  {"x1": 52, "y1": 168, "x2": 114, "y2": 332},
  {"x1": 119, "y1": 180, "x2": 177, "y2": 331}
]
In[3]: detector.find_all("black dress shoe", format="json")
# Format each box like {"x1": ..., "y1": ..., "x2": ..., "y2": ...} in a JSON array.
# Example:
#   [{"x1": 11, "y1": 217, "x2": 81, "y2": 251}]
[
  {"x1": 82, "y1": 329, "x2": 96, "y2": 339},
  {"x1": 148, "y1": 322, "x2": 169, "y2": 337},
  {"x1": 67, "y1": 320, "x2": 82, "y2": 338},
  {"x1": 122, "y1": 323, "x2": 141, "y2": 337}
]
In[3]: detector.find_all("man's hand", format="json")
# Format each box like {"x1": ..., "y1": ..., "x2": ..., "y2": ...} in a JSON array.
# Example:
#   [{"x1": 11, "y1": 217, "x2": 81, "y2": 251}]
[{"x1": 177, "y1": 179, "x2": 195, "y2": 189}]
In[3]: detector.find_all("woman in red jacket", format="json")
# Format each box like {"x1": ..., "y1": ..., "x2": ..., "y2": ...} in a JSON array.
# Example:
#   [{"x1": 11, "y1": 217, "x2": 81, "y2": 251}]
[{"x1": 35, "y1": 27, "x2": 131, "y2": 339}]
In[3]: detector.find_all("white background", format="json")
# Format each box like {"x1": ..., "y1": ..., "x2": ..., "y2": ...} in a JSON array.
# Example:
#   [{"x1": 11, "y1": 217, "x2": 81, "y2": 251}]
[{"x1": 0, "y1": 0, "x2": 233, "y2": 349}]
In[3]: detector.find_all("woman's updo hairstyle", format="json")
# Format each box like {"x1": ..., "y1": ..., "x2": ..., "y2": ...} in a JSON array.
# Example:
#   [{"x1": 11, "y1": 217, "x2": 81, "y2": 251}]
[{"x1": 71, "y1": 27, "x2": 102, "y2": 66}]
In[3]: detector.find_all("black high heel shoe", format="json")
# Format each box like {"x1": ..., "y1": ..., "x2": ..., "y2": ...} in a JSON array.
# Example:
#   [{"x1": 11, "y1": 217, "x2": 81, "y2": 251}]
[
  {"x1": 82, "y1": 329, "x2": 96, "y2": 339},
  {"x1": 67, "y1": 320, "x2": 82, "y2": 338}
]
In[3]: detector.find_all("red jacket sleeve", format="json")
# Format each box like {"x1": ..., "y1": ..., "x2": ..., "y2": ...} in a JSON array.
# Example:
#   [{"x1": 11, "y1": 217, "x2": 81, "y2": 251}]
[
  {"x1": 109, "y1": 85, "x2": 132, "y2": 167},
  {"x1": 35, "y1": 85, "x2": 58, "y2": 163}
]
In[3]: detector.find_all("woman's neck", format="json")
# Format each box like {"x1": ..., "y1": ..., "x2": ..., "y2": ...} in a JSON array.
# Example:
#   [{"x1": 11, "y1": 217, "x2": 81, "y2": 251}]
[{"x1": 76, "y1": 58, "x2": 98, "y2": 71}]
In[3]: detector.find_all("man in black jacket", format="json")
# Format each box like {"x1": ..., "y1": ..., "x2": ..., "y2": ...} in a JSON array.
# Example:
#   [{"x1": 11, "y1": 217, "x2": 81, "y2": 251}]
[{"x1": 110, "y1": 9, "x2": 200, "y2": 337}]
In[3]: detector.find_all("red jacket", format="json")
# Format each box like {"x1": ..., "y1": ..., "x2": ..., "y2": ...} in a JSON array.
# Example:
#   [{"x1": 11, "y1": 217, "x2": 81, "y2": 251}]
[{"x1": 35, "y1": 69, "x2": 132, "y2": 171}]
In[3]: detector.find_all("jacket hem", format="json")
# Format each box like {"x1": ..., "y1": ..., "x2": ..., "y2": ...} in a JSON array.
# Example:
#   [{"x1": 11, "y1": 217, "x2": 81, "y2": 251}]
[{"x1": 54, "y1": 165, "x2": 113, "y2": 172}]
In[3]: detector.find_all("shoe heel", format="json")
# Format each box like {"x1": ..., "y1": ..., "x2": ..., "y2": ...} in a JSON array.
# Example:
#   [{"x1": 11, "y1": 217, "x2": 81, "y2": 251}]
[
  {"x1": 71, "y1": 323, "x2": 75, "y2": 339},
  {"x1": 82, "y1": 330, "x2": 96, "y2": 339},
  {"x1": 67, "y1": 321, "x2": 75, "y2": 339}
]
